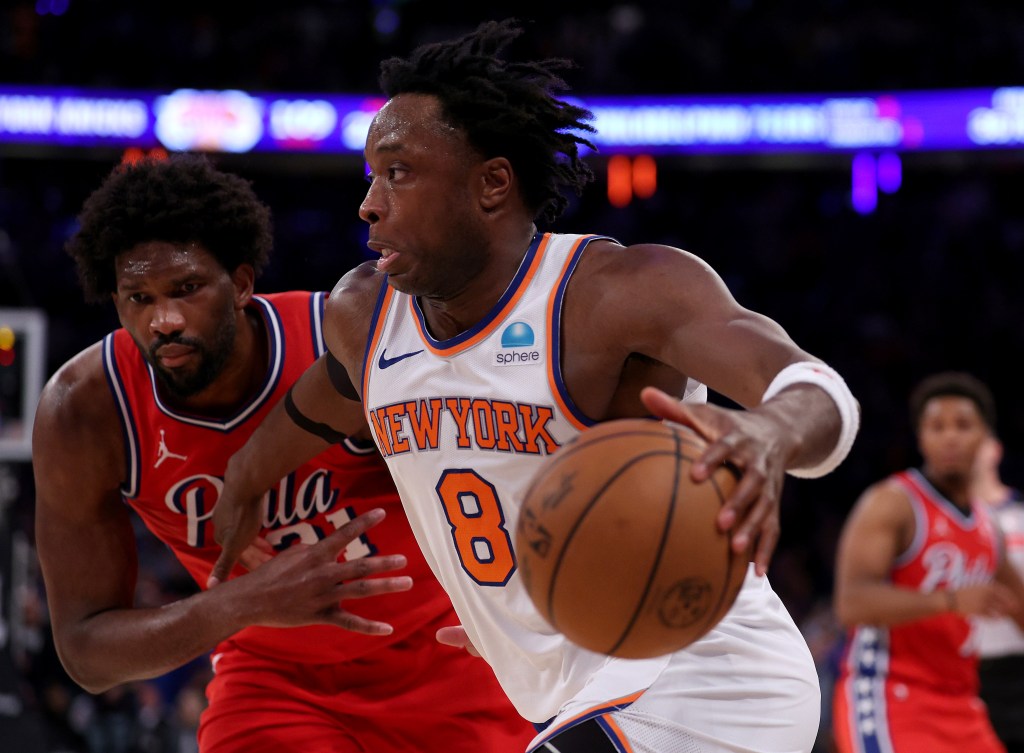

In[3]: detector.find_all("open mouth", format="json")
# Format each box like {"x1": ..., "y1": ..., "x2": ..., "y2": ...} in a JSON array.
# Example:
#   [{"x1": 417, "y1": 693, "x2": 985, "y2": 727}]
[{"x1": 375, "y1": 249, "x2": 402, "y2": 273}]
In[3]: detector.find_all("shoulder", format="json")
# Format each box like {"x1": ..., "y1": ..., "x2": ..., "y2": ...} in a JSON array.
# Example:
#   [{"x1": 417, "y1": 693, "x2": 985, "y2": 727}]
[
  {"x1": 326, "y1": 261, "x2": 386, "y2": 318},
  {"x1": 579, "y1": 238, "x2": 716, "y2": 276},
  {"x1": 563, "y1": 237, "x2": 748, "y2": 352},
  {"x1": 849, "y1": 476, "x2": 916, "y2": 529},
  {"x1": 574, "y1": 238, "x2": 734, "y2": 309},
  {"x1": 323, "y1": 261, "x2": 386, "y2": 366},
  {"x1": 33, "y1": 341, "x2": 122, "y2": 460},
  {"x1": 37, "y1": 342, "x2": 112, "y2": 419}
]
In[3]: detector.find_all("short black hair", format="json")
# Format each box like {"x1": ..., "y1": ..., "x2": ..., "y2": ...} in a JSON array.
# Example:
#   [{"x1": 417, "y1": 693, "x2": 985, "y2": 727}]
[
  {"x1": 377, "y1": 18, "x2": 596, "y2": 225},
  {"x1": 908, "y1": 371, "x2": 996, "y2": 431},
  {"x1": 66, "y1": 154, "x2": 273, "y2": 302}
]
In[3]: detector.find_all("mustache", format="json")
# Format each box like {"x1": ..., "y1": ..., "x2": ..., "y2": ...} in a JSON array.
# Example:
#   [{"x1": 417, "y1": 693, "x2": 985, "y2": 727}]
[{"x1": 148, "y1": 334, "x2": 203, "y2": 361}]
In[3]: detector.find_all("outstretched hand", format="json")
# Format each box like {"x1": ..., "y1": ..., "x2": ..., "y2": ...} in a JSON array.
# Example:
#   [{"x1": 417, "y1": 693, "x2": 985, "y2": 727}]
[
  {"x1": 208, "y1": 470, "x2": 270, "y2": 588},
  {"x1": 208, "y1": 508, "x2": 413, "y2": 634},
  {"x1": 641, "y1": 386, "x2": 789, "y2": 576}
]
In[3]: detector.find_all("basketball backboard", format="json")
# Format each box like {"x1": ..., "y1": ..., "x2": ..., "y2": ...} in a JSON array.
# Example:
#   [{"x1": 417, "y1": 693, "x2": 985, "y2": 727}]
[{"x1": 0, "y1": 310, "x2": 46, "y2": 462}]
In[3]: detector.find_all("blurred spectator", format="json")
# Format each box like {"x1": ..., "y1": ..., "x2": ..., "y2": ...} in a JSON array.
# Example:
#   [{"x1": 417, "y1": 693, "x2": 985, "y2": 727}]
[
  {"x1": 3, "y1": 2, "x2": 1024, "y2": 94},
  {"x1": 973, "y1": 435, "x2": 1024, "y2": 753}
]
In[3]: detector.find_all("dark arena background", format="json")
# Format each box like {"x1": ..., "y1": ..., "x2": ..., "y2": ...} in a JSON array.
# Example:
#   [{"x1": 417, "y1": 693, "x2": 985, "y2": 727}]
[{"x1": 3, "y1": 3, "x2": 1024, "y2": 751}]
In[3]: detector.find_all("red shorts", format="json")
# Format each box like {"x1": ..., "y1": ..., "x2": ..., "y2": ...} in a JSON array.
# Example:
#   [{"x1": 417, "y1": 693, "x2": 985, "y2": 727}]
[
  {"x1": 198, "y1": 612, "x2": 534, "y2": 753},
  {"x1": 833, "y1": 676, "x2": 1005, "y2": 753}
]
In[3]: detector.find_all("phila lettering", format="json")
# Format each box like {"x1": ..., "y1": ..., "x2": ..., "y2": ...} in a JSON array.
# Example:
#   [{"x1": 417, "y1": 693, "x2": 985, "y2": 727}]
[{"x1": 164, "y1": 469, "x2": 371, "y2": 560}]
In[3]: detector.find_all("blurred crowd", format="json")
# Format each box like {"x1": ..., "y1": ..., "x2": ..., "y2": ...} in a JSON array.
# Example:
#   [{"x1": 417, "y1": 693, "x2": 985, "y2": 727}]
[
  {"x1": 3, "y1": 2, "x2": 1024, "y2": 751},
  {"x1": 4, "y1": 0, "x2": 1024, "y2": 94}
]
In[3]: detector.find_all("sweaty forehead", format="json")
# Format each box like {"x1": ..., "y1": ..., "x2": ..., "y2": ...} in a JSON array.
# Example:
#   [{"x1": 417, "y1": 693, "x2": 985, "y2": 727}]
[
  {"x1": 115, "y1": 241, "x2": 215, "y2": 286},
  {"x1": 366, "y1": 93, "x2": 461, "y2": 153}
]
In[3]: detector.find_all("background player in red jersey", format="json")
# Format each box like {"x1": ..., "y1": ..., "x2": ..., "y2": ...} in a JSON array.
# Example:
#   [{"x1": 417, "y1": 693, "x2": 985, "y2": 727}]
[
  {"x1": 832, "y1": 371, "x2": 1024, "y2": 753},
  {"x1": 30, "y1": 154, "x2": 534, "y2": 753}
]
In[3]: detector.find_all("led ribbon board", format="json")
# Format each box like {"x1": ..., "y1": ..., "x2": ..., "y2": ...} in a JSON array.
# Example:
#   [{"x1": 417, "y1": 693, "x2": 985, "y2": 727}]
[{"x1": 1, "y1": 85, "x2": 1022, "y2": 154}]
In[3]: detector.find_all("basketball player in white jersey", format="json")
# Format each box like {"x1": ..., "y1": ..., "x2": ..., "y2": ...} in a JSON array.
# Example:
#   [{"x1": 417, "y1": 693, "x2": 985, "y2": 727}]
[{"x1": 211, "y1": 20, "x2": 860, "y2": 753}]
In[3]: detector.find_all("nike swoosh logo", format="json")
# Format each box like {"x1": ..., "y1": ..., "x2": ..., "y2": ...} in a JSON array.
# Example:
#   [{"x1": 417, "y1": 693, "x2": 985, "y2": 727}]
[{"x1": 378, "y1": 348, "x2": 424, "y2": 369}]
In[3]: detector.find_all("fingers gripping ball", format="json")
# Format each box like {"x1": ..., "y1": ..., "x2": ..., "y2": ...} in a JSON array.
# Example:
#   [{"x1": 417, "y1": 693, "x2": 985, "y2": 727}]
[{"x1": 515, "y1": 418, "x2": 749, "y2": 659}]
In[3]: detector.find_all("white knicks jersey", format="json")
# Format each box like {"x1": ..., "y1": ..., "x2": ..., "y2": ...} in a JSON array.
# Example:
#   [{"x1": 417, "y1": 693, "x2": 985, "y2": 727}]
[{"x1": 361, "y1": 232, "x2": 814, "y2": 725}]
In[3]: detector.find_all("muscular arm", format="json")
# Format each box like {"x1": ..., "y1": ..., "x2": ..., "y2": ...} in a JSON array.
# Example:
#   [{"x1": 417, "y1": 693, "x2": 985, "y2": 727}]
[
  {"x1": 834, "y1": 482, "x2": 954, "y2": 627},
  {"x1": 210, "y1": 264, "x2": 382, "y2": 583},
  {"x1": 33, "y1": 346, "x2": 253, "y2": 692},
  {"x1": 37, "y1": 341, "x2": 411, "y2": 694},
  {"x1": 570, "y1": 242, "x2": 842, "y2": 462},
  {"x1": 567, "y1": 242, "x2": 850, "y2": 570}
]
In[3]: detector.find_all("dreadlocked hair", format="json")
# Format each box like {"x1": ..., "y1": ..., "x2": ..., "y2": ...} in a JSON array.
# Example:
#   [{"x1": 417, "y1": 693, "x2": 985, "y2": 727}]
[
  {"x1": 66, "y1": 153, "x2": 273, "y2": 302},
  {"x1": 378, "y1": 18, "x2": 596, "y2": 225}
]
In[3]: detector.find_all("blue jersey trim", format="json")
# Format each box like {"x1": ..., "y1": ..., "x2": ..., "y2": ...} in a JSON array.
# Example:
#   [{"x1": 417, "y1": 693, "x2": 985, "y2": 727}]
[
  {"x1": 101, "y1": 333, "x2": 141, "y2": 498},
  {"x1": 549, "y1": 234, "x2": 605, "y2": 428}
]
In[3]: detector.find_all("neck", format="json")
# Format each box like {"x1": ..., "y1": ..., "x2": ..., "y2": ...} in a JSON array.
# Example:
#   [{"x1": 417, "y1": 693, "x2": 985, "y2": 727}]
[
  {"x1": 921, "y1": 466, "x2": 972, "y2": 511},
  {"x1": 421, "y1": 223, "x2": 537, "y2": 339}
]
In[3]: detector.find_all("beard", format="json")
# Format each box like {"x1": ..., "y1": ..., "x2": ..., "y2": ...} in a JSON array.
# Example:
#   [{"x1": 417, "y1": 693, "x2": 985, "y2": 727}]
[{"x1": 145, "y1": 316, "x2": 237, "y2": 399}]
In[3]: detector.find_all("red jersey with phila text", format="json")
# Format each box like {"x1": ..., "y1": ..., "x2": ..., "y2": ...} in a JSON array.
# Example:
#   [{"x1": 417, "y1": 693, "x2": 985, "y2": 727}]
[
  {"x1": 888, "y1": 469, "x2": 999, "y2": 691},
  {"x1": 833, "y1": 469, "x2": 1005, "y2": 753},
  {"x1": 102, "y1": 292, "x2": 454, "y2": 665},
  {"x1": 841, "y1": 468, "x2": 1000, "y2": 695}
]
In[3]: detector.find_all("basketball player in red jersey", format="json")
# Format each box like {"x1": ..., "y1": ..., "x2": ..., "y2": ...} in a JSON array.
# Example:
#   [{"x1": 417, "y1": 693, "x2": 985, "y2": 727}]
[
  {"x1": 31, "y1": 155, "x2": 534, "y2": 753},
  {"x1": 833, "y1": 372, "x2": 1024, "y2": 753}
]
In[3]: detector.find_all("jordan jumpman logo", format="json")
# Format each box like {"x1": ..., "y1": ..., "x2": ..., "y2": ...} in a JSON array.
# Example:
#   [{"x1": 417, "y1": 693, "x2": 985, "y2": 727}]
[{"x1": 154, "y1": 429, "x2": 188, "y2": 468}]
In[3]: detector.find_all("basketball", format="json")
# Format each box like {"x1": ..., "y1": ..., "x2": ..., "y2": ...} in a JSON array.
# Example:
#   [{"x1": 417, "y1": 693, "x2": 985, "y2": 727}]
[{"x1": 515, "y1": 418, "x2": 749, "y2": 659}]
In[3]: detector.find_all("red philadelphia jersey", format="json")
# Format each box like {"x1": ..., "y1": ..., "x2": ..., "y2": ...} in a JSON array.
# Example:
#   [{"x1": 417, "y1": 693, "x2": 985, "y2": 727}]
[
  {"x1": 834, "y1": 469, "x2": 1005, "y2": 753},
  {"x1": 840, "y1": 468, "x2": 1000, "y2": 694},
  {"x1": 102, "y1": 292, "x2": 454, "y2": 664}
]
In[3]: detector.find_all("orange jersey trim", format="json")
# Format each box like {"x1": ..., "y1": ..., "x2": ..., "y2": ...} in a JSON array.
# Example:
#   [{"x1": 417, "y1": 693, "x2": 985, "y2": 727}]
[
  {"x1": 363, "y1": 283, "x2": 396, "y2": 410},
  {"x1": 528, "y1": 690, "x2": 644, "y2": 752},
  {"x1": 411, "y1": 234, "x2": 551, "y2": 356}
]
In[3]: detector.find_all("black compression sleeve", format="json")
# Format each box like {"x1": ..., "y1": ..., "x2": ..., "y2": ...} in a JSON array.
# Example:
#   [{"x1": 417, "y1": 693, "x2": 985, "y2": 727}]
[
  {"x1": 325, "y1": 351, "x2": 359, "y2": 400},
  {"x1": 283, "y1": 386, "x2": 346, "y2": 444}
]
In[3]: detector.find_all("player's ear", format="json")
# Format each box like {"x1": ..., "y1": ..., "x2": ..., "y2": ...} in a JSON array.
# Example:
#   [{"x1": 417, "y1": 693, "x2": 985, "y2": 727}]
[
  {"x1": 231, "y1": 264, "x2": 255, "y2": 308},
  {"x1": 479, "y1": 157, "x2": 513, "y2": 211}
]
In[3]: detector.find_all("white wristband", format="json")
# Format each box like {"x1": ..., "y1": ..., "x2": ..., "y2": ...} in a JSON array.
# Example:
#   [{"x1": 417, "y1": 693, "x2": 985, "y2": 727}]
[{"x1": 761, "y1": 361, "x2": 859, "y2": 479}]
